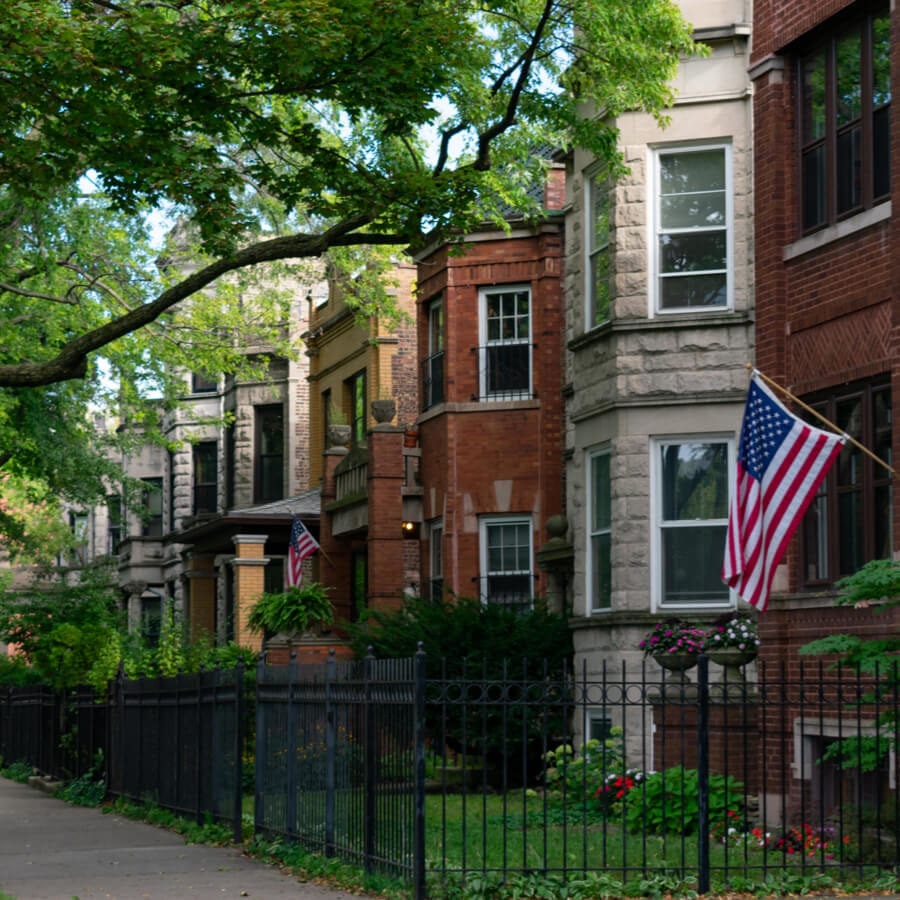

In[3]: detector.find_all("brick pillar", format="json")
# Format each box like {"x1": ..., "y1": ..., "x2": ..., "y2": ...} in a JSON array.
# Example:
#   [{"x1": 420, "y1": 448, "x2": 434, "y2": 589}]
[
  {"x1": 367, "y1": 424, "x2": 406, "y2": 612},
  {"x1": 320, "y1": 445, "x2": 353, "y2": 624},
  {"x1": 186, "y1": 555, "x2": 216, "y2": 642},
  {"x1": 231, "y1": 534, "x2": 269, "y2": 651}
]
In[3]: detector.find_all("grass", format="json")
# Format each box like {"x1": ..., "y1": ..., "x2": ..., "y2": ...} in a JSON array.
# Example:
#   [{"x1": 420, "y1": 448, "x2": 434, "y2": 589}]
[{"x1": 245, "y1": 787, "x2": 900, "y2": 898}]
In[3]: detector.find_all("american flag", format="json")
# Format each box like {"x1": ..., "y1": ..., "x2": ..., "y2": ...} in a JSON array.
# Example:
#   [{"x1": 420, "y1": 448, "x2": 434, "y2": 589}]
[
  {"x1": 722, "y1": 373, "x2": 844, "y2": 612},
  {"x1": 287, "y1": 515, "x2": 319, "y2": 587}
]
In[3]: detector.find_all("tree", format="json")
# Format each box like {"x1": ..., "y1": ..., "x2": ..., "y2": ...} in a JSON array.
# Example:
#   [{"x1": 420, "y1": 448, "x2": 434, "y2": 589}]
[
  {"x1": 1, "y1": 0, "x2": 697, "y2": 388},
  {"x1": 0, "y1": 0, "x2": 699, "y2": 552}
]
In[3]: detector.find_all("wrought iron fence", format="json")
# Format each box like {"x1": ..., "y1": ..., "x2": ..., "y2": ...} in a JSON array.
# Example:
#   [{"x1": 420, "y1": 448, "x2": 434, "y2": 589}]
[
  {"x1": 107, "y1": 665, "x2": 246, "y2": 842},
  {"x1": 254, "y1": 652, "x2": 426, "y2": 895},
  {"x1": 3, "y1": 653, "x2": 900, "y2": 899},
  {"x1": 0, "y1": 684, "x2": 106, "y2": 781}
]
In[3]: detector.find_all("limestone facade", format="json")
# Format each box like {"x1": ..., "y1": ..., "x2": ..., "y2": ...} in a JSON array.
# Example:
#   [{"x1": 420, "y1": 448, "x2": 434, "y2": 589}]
[{"x1": 564, "y1": 0, "x2": 755, "y2": 680}]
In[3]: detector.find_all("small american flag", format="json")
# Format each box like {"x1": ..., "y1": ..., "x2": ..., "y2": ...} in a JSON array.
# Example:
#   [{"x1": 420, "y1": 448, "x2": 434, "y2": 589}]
[
  {"x1": 287, "y1": 515, "x2": 319, "y2": 587},
  {"x1": 722, "y1": 373, "x2": 844, "y2": 612}
]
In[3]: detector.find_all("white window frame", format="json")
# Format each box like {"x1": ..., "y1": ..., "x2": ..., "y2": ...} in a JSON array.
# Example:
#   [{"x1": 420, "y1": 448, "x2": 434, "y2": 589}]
[
  {"x1": 478, "y1": 515, "x2": 534, "y2": 610},
  {"x1": 648, "y1": 142, "x2": 734, "y2": 316},
  {"x1": 649, "y1": 434, "x2": 736, "y2": 611},
  {"x1": 478, "y1": 284, "x2": 532, "y2": 400},
  {"x1": 587, "y1": 447, "x2": 612, "y2": 614},
  {"x1": 585, "y1": 171, "x2": 611, "y2": 329}
]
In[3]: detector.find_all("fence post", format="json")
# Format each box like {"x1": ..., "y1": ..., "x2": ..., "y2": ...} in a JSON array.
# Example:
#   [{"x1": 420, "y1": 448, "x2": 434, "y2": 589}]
[
  {"x1": 254, "y1": 654, "x2": 267, "y2": 835},
  {"x1": 325, "y1": 648, "x2": 336, "y2": 858},
  {"x1": 413, "y1": 643, "x2": 427, "y2": 900},
  {"x1": 364, "y1": 648, "x2": 376, "y2": 874},
  {"x1": 696, "y1": 654, "x2": 710, "y2": 894},
  {"x1": 233, "y1": 660, "x2": 245, "y2": 844},
  {"x1": 286, "y1": 652, "x2": 298, "y2": 840}
]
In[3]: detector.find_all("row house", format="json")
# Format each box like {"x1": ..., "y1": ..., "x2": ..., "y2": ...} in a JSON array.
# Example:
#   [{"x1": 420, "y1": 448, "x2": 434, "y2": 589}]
[
  {"x1": 564, "y1": 0, "x2": 755, "y2": 711},
  {"x1": 305, "y1": 259, "x2": 421, "y2": 634},
  {"x1": 107, "y1": 269, "x2": 320, "y2": 647},
  {"x1": 411, "y1": 163, "x2": 567, "y2": 613},
  {"x1": 750, "y1": 0, "x2": 900, "y2": 815}
]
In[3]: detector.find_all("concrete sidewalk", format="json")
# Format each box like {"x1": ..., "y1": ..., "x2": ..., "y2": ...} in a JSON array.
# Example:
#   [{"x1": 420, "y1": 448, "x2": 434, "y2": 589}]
[{"x1": 0, "y1": 777, "x2": 359, "y2": 900}]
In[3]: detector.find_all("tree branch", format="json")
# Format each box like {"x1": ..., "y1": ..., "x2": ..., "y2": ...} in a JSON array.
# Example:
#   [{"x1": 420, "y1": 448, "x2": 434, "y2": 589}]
[{"x1": 0, "y1": 220, "x2": 409, "y2": 388}]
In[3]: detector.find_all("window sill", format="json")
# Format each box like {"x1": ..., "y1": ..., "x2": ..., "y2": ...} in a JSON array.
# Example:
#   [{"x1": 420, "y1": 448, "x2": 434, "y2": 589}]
[{"x1": 784, "y1": 202, "x2": 891, "y2": 261}]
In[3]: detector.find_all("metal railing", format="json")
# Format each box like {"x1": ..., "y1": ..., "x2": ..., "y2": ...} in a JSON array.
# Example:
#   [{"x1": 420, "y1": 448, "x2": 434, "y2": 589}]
[
  {"x1": 4, "y1": 655, "x2": 900, "y2": 898},
  {"x1": 471, "y1": 343, "x2": 534, "y2": 401}
]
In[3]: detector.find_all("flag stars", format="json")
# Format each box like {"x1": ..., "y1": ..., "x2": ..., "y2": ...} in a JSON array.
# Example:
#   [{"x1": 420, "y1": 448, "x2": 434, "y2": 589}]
[{"x1": 739, "y1": 387, "x2": 793, "y2": 480}]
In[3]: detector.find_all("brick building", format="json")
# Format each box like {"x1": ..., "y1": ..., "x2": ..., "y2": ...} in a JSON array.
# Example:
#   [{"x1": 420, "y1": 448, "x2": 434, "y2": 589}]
[
  {"x1": 750, "y1": 0, "x2": 899, "y2": 818},
  {"x1": 306, "y1": 258, "x2": 421, "y2": 629},
  {"x1": 411, "y1": 163, "x2": 566, "y2": 611}
]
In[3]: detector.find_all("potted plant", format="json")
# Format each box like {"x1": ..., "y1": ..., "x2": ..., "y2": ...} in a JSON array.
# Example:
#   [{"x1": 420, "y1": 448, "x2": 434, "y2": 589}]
[
  {"x1": 639, "y1": 619, "x2": 706, "y2": 672},
  {"x1": 247, "y1": 582, "x2": 334, "y2": 641},
  {"x1": 704, "y1": 613, "x2": 759, "y2": 684}
]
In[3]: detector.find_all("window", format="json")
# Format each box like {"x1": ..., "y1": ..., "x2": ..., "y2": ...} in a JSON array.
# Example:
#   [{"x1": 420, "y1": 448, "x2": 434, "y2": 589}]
[
  {"x1": 255, "y1": 404, "x2": 285, "y2": 503},
  {"x1": 264, "y1": 561, "x2": 283, "y2": 595},
  {"x1": 587, "y1": 173, "x2": 611, "y2": 327},
  {"x1": 588, "y1": 449, "x2": 612, "y2": 612},
  {"x1": 652, "y1": 145, "x2": 731, "y2": 313},
  {"x1": 192, "y1": 441, "x2": 218, "y2": 515},
  {"x1": 479, "y1": 516, "x2": 533, "y2": 612},
  {"x1": 423, "y1": 297, "x2": 445, "y2": 409},
  {"x1": 142, "y1": 594, "x2": 162, "y2": 646},
  {"x1": 653, "y1": 439, "x2": 732, "y2": 608},
  {"x1": 429, "y1": 519, "x2": 443, "y2": 602},
  {"x1": 191, "y1": 372, "x2": 217, "y2": 393},
  {"x1": 168, "y1": 450, "x2": 177, "y2": 532},
  {"x1": 224, "y1": 422, "x2": 236, "y2": 510},
  {"x1": 803, "y1": 379, "x2": 891, "y2": 583},
  {"x1": 69, "y1": 511, "x2": 89, "y2": 564},
  {"x1": 346, "y1": 370, "x2": 367, "y2": 445},
  {"x1": 107, "y1": 494, "x2": 122, "y2": 553},
  {"x1": 586, "y1": 711, "x2": 613, "y2": 743},
  {"x1": 351, "y1": 550, "x2": 367, "y2": 622},
  {"x1": 141, "y1": 478, "x2": 164, "y2": 537},
  {"x1": 800, "y1": 8, "x2": 890, "y2": 231},
  {"x1": 478, "y1": 286, "x2": 532, "y2": 400}
]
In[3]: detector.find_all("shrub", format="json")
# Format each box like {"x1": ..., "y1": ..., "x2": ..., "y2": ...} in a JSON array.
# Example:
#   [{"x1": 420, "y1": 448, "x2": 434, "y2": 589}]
[
  {"x1": 625, "y1": 765, "x2": 744, "y2": 836},
  {"x1": 543, "y1": 727, "x2": 640, "y2": 819}
]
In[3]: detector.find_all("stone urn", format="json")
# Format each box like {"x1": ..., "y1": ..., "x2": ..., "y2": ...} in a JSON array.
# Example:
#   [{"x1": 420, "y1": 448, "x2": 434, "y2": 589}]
[
  {"x1": 653, "y1": 651, "x2": 699, "y2": 673},
  {"x1": 707, "y1": 647, "x2": 757, "y2": 698},
  {"x1": 371, "y1": 398, "x2": 396, "y2": 424},
  {"x1": 652, "y1": 651, "x2": 699, "y2": 702},
  {"x1": 327, "y1": 423, "x2": 352, "y2": 449}
]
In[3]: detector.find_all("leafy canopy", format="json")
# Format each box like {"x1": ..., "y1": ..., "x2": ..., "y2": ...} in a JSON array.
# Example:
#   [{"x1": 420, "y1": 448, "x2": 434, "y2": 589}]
[{"x1": 0, "y1": 0, "x2": 699, "y2": 556}]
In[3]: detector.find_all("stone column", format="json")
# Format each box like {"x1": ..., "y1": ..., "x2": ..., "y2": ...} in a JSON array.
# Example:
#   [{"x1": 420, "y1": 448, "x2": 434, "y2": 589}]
[{"x1": 123, "y1": 580, "x2": 148, "y2": 633}]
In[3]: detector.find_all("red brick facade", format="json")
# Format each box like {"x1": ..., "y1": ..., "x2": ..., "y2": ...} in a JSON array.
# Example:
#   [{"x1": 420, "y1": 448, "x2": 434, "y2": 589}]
[
  {"x1": 752, "y1": 0, "x2": 898, "y2": 598},
  {"x1": 414, "y1": 167, "x2": 565, "y2": 604},
  {"x1": 751, "y1": 0, "x2": 899, "y2": 815}
]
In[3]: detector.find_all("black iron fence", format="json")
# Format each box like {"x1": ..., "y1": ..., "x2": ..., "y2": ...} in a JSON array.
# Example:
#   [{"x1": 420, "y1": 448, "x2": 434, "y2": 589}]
[
  {"x1": 107, "y1": 665, "x2": 246, "y2": 843},
  {"x1": 254, "y1": 653, "x2": 425, "y2": 893},
  {"x1": 0, "y1": 684, "x2": 106, "y2": 781},
  {"x1": 2, "y1": 654, "x2": 900, "y2": 899}
]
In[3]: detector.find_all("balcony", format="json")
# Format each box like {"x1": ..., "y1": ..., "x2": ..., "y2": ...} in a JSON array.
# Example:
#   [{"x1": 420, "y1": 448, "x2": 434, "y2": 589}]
[{"x1": 471, "y1": 343, "x2": 534, "y2": 401}]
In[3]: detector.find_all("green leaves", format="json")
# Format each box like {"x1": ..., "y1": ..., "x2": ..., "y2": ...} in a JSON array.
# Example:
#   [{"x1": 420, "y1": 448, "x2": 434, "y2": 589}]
[{"x1": 247, "y1": 583, "x2": 334, "y2": 637}]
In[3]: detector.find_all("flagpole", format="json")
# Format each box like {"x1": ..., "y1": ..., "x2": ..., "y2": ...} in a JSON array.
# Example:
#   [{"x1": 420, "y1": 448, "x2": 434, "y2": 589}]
[{"x1": 746, "y1": 364, "x2": 896, "y2": 477}]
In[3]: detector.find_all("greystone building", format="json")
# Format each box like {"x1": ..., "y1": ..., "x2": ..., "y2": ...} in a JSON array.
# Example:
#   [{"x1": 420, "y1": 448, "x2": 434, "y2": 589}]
[{"x1": 562, "y1": 0, "x2": 755, "y2": 730}]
